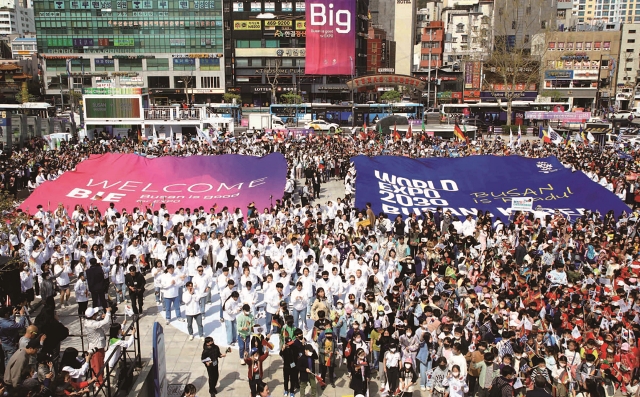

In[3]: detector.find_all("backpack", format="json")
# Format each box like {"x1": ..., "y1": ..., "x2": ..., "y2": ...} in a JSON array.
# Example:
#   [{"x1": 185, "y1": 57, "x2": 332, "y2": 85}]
[{"x1": 489, "y1": 379, "x2": 509, "y2": 397}]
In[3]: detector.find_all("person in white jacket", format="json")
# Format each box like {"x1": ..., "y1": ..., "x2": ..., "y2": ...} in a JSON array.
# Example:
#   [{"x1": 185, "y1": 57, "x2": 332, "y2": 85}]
[
  {"x1": 151, "y1": 261, "x2": 165, "y2": 306},
  {"x1": 290, "y1": 282, "x2": 309, "y2": 329},
  {"x1": 160, "y1": 264, "x2": 182, "y2": 324},
  {"x1": 442, "y1": 365, "x2": 469, "y2": 397},
  {"x1": 192, "y1": 265, "x2": 212, "y2": 316},
  {"x1": 183, "y1": 281, "x2": 204, "y2": 340},
  {"x1": 222, "y1": 291, "x2": 241, "y2": 345},
  {"x1": 110, "y1": 260, "x2": 126, "y2": 304},
  {"x1": 74, "y1": 272, "x2": 90, "y2": 317},
  {"x1": 239, "y1": 281, "x2": 258, "y2": 313}
]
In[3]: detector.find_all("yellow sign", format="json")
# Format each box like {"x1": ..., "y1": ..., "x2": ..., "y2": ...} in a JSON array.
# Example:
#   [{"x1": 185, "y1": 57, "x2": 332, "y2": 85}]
[
  {"x1": 295, "y1": 20, "x2": 306, "y2": 30},
  {"x1": 264, "y1": 20, "x2": 292, "y2": 27},
  {"x1": 233, "y1": 20, "x2": 261, "y2": 30}
]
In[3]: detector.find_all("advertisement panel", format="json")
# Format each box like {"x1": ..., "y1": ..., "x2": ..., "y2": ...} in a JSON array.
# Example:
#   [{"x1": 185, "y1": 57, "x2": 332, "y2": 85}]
[
  {"x1": 85, "y1": 98, "x2": 141, "y2": 119},
  {"x1": 234, "y1": 20, "x2": 261, "y2": 30},
  {"x1": 305, "y1": 0, "x2": 355, "y2": 75},
  {"x1": 20, "y1": 153, "x2": 288, "y2": 215},
  {"x1": 353, "y1": 155, "x2": 629, "y2": 218}
]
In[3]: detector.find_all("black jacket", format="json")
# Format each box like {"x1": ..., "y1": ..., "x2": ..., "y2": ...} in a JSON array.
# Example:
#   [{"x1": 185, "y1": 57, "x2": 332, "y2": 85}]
[
  {"x1": 297, "y1": 351, "x2": 318, "y2": 382},
  {"x1": 125, "y1": 272, "x2": 146, "y2": 293},
  {"x1": 86, "y1": 264, "x2": 106, "y2": 292}
]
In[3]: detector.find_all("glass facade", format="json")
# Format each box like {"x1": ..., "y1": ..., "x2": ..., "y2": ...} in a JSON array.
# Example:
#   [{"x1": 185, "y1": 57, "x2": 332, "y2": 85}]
[{"x1": 33, "y1": 0, "x2": 224, "y2": 54}]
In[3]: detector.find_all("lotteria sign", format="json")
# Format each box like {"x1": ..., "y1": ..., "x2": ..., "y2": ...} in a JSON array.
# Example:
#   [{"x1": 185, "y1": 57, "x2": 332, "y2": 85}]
[{"x1": 305, "y1": 0, "x2": 355, "y2": 75}]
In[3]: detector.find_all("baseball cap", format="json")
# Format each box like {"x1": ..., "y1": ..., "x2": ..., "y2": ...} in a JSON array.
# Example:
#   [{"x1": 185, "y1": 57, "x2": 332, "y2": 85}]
[{"x1": 85, "y1": 307, "x2": 99, "y2": 318}]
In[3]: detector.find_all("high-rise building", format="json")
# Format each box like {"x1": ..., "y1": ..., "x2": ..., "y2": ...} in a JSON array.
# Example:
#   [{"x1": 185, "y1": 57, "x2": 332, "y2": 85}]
[
  {"x1": 221, "y1": 0, "x2": 369, "y2": 105},
  {"x1": 33, "y1": 0, "x2": 225, "y2": 104},
  {"x1": 0, "y1": 0, "x2": 34, "y2": 37},
  {"x1": 366, "y1": 24, "x2": 395, "y2": 74},
  {"x1": 394, "y1": 0, "x2": 415, "y2": 75},
  {"x1": 577, "y1": 0, "x2": 639, "y2": 23}
]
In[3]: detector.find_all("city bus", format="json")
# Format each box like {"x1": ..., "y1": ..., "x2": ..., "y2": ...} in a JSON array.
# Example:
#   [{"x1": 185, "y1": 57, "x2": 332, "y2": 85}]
[
  {"x1": 439, "y1": 102, "x2": 571, "y2": 125},
  {"x1": 269, "y1": 103, "x2": 312, "y2": 125},
  {"x1": 0, "y1": 103, "x2": 56, "y2": 118},
  {"x1": 201, "y1": 103, "x2": 242, "y2": 124}
]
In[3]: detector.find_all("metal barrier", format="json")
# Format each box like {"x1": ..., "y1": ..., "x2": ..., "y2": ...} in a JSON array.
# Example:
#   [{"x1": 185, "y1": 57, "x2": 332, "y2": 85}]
[{"x1": 89, "y1": 314, "x2": 142, "y2": 397}]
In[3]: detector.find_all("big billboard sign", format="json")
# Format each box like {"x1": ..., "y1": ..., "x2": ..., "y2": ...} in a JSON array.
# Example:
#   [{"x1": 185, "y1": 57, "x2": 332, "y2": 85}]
[{"x1": 305, "y1": 0, "x2": 355, "y2": 75}]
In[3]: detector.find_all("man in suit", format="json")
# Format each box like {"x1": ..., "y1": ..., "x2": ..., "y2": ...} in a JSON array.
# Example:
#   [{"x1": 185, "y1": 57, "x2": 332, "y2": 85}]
[{"x1": 86, "y1": 258, "x2": 108, "y2": 309}]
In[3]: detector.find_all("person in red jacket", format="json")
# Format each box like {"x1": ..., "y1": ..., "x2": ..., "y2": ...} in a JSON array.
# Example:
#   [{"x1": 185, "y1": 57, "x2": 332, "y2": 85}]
[
  {"x1": 244, "y1": 347, "x2": 269, "y2": 397},
  {"x1": 59, "y1": 370, "x2": 97, "y2": 396}
]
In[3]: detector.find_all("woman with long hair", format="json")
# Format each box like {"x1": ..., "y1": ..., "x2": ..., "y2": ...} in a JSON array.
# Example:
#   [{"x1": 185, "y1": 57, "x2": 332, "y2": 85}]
[{"x1": 201, "y1": 336, "x2": 227, "y2": 397}]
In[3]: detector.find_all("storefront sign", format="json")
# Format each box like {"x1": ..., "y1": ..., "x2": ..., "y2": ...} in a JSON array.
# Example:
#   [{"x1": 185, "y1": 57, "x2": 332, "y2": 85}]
[
  {"x1": 265, "y1": 20, "x2": 292, "y2": 27},
  {"x1": 545, "y1": 70, "x2": 573, "y2": 79},
  {"x1": 295, "y1": 20, "x2": 306, "y2": 30},
  {"x1": 234, "y1": 20, "x2": 262, "y2": 30},
  {"x1": 347, "y1": 74, "x2": 426, "y2": 90}
]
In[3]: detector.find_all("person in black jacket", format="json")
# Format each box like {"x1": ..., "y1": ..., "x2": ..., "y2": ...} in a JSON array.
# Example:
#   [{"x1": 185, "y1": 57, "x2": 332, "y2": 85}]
[
  {"x1": 201, "y1": 336, "x2": 227, "y2": 397},
  {"x1": 86, "y1": 258, "x2": 107, "y2": 309},
  {"x1": 350, "y1": 347, "x2": 371, "y2": 396},
  {"x1": 279, "y1": 337, "x2": 301, "y2": 397},
  {"x1": 33, "y1": 305, "x2": 69, "y2": 363},
  {"x1": 124, "y1": 266, "x2": 145, "y2": 315},
  {"x1": 298, "y1": 344, "x2": 318, "y2": 397}
]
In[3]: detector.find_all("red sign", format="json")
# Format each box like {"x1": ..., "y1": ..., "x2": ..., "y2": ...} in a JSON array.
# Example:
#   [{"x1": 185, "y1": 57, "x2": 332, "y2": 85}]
[{"x1": 347, "y1": 74, "x2": 427, "y2": 90}]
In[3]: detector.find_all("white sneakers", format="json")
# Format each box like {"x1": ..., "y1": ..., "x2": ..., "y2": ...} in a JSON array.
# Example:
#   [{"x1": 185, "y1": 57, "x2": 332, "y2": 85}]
[{"x1": 189, "y1": 335, "x2": 194, "y2": 341}]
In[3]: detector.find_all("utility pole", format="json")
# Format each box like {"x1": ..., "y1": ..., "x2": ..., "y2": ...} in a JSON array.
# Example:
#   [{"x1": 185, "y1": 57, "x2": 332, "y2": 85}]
[
  {"x1": 350, "y1": 55, "x2": 355, "y2": 127},
  {"x1": 427, "y1": 27, "x2": 432, "y2": 109}
]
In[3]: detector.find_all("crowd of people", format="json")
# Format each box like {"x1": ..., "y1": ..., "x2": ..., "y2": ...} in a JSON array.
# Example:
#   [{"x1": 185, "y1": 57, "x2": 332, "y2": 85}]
[{"x1": 0, "y1": 131, "x2": 638, "y2": 397}]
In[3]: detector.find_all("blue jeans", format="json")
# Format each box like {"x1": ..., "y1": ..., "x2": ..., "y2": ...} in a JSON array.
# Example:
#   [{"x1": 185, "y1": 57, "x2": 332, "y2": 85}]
[
  {"x1": 419, "y1": 360, "x2": 433, "y2": 388},
  {"x1": 155, "y1": 287, "x2": 162, "y2": 303},
  {"x1": 238, "y1": 335, "x2": 250, "y2": 358},
  {"x1": 266, "y1": 312, "x2": 274, "y2": 334},
  {"x1": 199, "y1": 297, "x2": 207, "y2": 315},
  {"x1": 114, "y1": 283, "x2": 126, "y2": 303},
  {"x1": 2, "y1": 342, "x2": 16, "y2": 367},
  {"x1": 373, "y1": 350, "x2": 380, "y2": 368},
  {"x1": 225, "y1": 319, "x2": 237, "y2": 345},
  {"x1": 293, "y1": 308, "x2": 307, "y2": 329},
  {"x1": 164, "y1": 296, "x2": 181, "y2": 320},
  {"x1": 187, "y1": 313, "x2": 204, "y2": 337}
]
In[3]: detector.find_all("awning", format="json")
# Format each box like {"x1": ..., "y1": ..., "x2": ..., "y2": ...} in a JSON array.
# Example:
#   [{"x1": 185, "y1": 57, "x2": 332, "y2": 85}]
[{"x1": 584, "y1": 127, "x2": 612, "y2": 134}]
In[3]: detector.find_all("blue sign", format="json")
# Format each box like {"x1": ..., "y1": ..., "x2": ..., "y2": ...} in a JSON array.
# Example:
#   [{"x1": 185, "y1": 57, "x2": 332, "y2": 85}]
[
  {"x1": 545, "y1": 70, "x2": 573, "y2": 79},
  {"x1": 352, "y1": 155, "x2": 629, "y2": 218},
  {"x1": 173, "y1": 58, "x2": 195, "y2": 65},
  {"x1": 94, "y1": 59, "x2": 115, "y2": 66},
  {"x1": 152, "y1": 322, "x2": 167, "y2": 397}
]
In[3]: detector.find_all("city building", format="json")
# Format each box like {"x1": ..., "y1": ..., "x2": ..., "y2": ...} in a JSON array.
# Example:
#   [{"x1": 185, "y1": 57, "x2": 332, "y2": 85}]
[
  {"x1": 615, "y1": 24, "x2": 640, "y2": 108},
  {"x1": 394, "y1": 0, "x2": 416, "y2": 75},
  {"x1": 417, "y1": 20, "x2": 443, "y2": 71},
  {"x1": 222, "y1": 0, "x2": 369, "y2": 106},
  {"x1": 441, "y1": 0, "x2": 494, "y2": 67},
  {"x1": 577, "y1": 0, "x2": 640, "y2": 23},
  {"x1": 366, "y1": 25, "x2": 395, "y2": 75},
  {"x1": 368, "y1": 0, "x2": 394, "y2": 40},
  {"x1": 0, "y1": 0, "x2": 35, "y2": 37},
  {"x1": 11, "y1": 36, "x2": 35, "y2": 59},
  {"x1": 33, "y1": 0, "x2": 226, "y2": 105},
  {"x1": 539, "y1": 30, "x2": 621, "y2": 110}
]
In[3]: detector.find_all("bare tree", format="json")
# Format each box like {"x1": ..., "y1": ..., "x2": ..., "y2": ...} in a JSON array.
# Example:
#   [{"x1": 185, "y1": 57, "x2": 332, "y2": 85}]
[
  {"x1": 482, "y1": 0, "x2": 554, "y2": 125},
  {"x1": 265, "y1": 59, "x2": 282, "y2": 105}
]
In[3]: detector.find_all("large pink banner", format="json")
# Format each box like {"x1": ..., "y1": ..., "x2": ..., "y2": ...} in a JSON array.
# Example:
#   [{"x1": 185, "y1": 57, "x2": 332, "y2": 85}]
[
  {"x1": 305, "y1": 0, "x2": 355, "y2": 75},
  {"x1": 20, "y1": 153, "x2": 287, "y2": 215}
]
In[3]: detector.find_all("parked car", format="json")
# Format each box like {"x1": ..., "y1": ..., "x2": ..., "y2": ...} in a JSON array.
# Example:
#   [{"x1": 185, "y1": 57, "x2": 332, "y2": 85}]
[{"x1": 304, "y1": 119, "x2": 339, "y2": 132}]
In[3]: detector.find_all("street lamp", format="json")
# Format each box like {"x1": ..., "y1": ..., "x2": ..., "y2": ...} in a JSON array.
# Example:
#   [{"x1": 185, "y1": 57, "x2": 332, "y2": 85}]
[{"x1": 350, "y1": 55, "x2": 355, "y2": 128}]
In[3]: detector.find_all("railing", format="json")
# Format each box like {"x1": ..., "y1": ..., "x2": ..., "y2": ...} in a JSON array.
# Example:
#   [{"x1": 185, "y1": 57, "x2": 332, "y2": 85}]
[{"x1": 143, "y1": 107, "x2": 201, "y2": 121}]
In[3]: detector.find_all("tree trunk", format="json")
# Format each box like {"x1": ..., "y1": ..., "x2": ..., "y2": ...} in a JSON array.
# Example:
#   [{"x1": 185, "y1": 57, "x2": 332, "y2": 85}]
[{"x1": 506, "y1": 99, "x2": 513, "y2": 126}]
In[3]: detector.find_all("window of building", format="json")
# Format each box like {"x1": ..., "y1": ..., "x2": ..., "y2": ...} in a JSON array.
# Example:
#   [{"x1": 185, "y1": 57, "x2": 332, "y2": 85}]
[
  {"x1": 148, "y1": 76, "x2": 170, "y2": 88},
  {"x1": 576, "y1": 42, "x2": 583, "y2": 49},
  {"x1": 626, "y1": 67, "x2": 633, "y2": 71},
  {"x1": 281, "y1": 58, "x2": 293, "y2": 66},
  {"x1": 629, "y1": 38, "x2": 636, "y2": 43},
  {"x1": 201, "y1": 76, "x2": 220, "y2": 88},
  {"x1": 512, "y1": 21, "x2": 517, "y2": 29},
  {"x1": 631, "y1": 29, "x2": 637, "y2": 33},
  {"x1": 456, "y1": 23, "x2": 464, "y2": 32},
  {"x1": 265, "y1": 39, "x2": 279, "y2": 48},
  {"x1": 236, "y1": 58, "x2": 249, "y2": 67},
  {"x1": 146, "y1": 58, "x2": 169, "y2": 71},
  {"x1": 462, "y1": 35, "x2": 468, "y2": 43},
  {"x1": 119, "y1": 58, "x2": 142, "y2": 71}
]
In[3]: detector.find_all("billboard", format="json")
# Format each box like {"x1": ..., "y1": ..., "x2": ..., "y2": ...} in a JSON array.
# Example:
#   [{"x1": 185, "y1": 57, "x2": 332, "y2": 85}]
[
  {"x1": 85, "y1": 97, "x2": 141, "y2": 119},
  {"x1": 305, "y1": 0, "x2": 355, "y2": 75}
]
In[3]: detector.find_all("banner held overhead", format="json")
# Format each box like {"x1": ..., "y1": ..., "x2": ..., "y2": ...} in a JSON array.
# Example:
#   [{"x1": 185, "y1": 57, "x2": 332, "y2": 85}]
[
  {"x1": 305, "y1": 0, "x2": 355, "y2": 75},
  {"x1": 20, "y1": 153, "x2": 288, "y2": 215},
  {"x1": 352, "y1": 155, "x2": 629, "y2": 218}
]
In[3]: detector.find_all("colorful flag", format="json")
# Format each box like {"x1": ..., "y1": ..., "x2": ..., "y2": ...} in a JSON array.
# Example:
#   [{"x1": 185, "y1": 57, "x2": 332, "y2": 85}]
[
  {"x1": 517, "y1": 125, "x2": 522, "y2": 147},
  {"x1": 462, "y1": 124, "x2": 470, "y2": 144},
  {"x1": 392, "y1": 123, "x2": 400, "y2": 141},
  {"x1": 453, "y1": 123, "x2": 466, "y2": 142},
  {"x1": 509, "y1": 128, "x2": 513, "y2": 148},
  {"x1": 406, "y1": 124, "x2": 413, "y2": 139},
  {"x1": 421, "y1": 118, "x2": 426, "y2": 132},
  {"x1": 548, "y1": 126, "x2": 563, "y2": 145},
  {"x1": 587, "y1": 130, "x2": 595, "y2": 142}
]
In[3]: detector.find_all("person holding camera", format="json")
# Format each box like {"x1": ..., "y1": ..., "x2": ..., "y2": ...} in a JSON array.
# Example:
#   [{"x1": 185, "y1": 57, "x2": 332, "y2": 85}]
[
  {"x1": 84, "y1": 305, "x2": 112, "y2": 386},
  {"x1": 0, "y1": 305, "x2": 28, "y2": 366}
]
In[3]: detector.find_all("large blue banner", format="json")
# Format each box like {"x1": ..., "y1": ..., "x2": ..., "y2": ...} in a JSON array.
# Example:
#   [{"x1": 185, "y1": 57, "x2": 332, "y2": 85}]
[{"x1": 352, "y1": 155, "x2": 629, "y2": 219}]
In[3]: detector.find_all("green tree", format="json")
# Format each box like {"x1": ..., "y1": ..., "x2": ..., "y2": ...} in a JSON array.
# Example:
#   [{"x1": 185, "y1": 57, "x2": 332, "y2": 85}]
[
  {"x1": 15, "y1": 82, "x2": 35, "y2": 105},
  {"x1": 380, "y1": 90, "x2": 402, "y2": 103},
  {"x1": 223, "y1": 92, "x2": 241, "y2": 104},
  {"x1": 280, "y1": 92, "x2": 302, "y2": 104}
]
